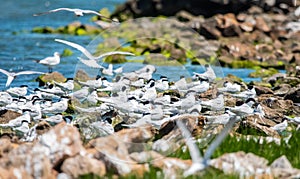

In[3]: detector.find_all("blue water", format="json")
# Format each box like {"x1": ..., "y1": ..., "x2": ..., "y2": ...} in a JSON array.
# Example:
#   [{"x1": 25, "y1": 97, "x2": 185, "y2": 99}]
[{"x1": 0, "y1": 0, "x2": 283, "y2": 90}]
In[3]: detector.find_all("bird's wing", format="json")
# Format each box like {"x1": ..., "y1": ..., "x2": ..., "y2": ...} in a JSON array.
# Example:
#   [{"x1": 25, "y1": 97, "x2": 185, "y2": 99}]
[
  {"x1": 16, "y1": 71, "x2": 45, "y2": 76},
  {"x1": 95, "y1": 51, "x2": 135, "y2": 60},
  {"x1": 114, "y1": 66, "x2": 123, "y2": 74},
  {"x1": 81, "y1": 10, "x2": 112, "y2": 20},
  {"x1": 5, "y1": 76, "x2": 14, "y2": 87},
  {"x1": 33, "y1": 8, "x2": 75, "y2": 16},
  {"x1": 176, "y1": 120, "x2": 203, "y2": 163},
  {"x1": 81, "y1": 10, "x2": 103, "y2": 16},
  {"x1": 78, "y1": 57, "x2": 104, "y2": 69},
  {"x1": 0, "y1": 68, "x2": 12, "y2": 77},
  {"x1": 55, "y1": 39, "x2": 94, "y2": 60}
]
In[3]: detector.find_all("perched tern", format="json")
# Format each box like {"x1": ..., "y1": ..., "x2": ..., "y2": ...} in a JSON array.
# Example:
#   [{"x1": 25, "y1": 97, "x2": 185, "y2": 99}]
[
  {"x1": 33, "y1": 8, "x2": 114, "y2": 21},
  {"x1": 6, "y1": 85, "x2": 28, "y2": 97},
  {"x1": 218, "y1": 81, "x2": 241, "y2": 93},
  {"x1": 193, "y1": 64, "x2": 216, "y2": 82},
  {"x1": 0, "y1": 69, "x2": 44, "y2": 87},
  {"x1": 0, "y1": 92, "x2": 13, "y2": 106},
  {"x1": 0, "y1": 109, "x2": 31, "y2": 127},
  {"x1": 78, "y1": 76, "x2": 102, "y2": 88},
  {"x1": 201, "y1": 94, "x2": 224, "y2": 111},
  {"x1": 13, "y1": 120, "x2": 30, "y2": 136},
  {"x1": 54, "y1": 78, "x2": 74, "y2": 91},
  {"x1": 35, "y1": 52, "x2": 60, "y2": 73},
  {"x1": 271, "y1": 120, "x2": 288, "y2": 134}
]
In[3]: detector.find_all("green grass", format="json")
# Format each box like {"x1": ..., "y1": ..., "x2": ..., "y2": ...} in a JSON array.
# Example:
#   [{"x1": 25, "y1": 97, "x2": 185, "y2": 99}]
[{"x1": 79, "y1": 131, "x2": 300, "y2": 178}]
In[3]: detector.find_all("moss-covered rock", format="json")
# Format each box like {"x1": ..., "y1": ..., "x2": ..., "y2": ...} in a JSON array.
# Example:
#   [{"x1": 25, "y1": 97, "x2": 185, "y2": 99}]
[
  {"x1": 248, "y1": 68, "x2": 279, "y2": 78},
  {"x1": 62, "y1": 48, "x2": 73, "y2": 57},
  {"x1": 36, "y1": 72, "x2": 66, "y2": 86},
  {"x1": 32, "y1": 26, "x2": 55, "y2": 34}
]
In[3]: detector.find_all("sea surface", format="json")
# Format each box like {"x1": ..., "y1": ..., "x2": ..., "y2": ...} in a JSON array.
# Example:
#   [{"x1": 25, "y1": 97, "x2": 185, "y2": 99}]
[{"x1": 0, "y1": 0, "x2": 283, "y2": 90}]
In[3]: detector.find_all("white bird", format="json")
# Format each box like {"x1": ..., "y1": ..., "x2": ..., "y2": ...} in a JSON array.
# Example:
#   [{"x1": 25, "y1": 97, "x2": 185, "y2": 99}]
[
  {"x1": 193, "y1": 64, "x2": 216, "y2": 82},
  {"x1": 78, "y1": 76, "x2": 102, "y2": 88},
  {"x1": 38, "y1": 84, "x2": 65, "y2": 96},
  {"x1": 42, "y1": 97, "x2": 69, "y2": 114},
  {"x1": 171, "y1": 76, "x2": 187, "y2": 91},
  {"x1": 130, "y1": 77, "x2": 145, "y2": 88},
  {"x1": 0, "y1": 109, "x2": 31, "y2": 127},
  {"x1": 0, "y1": 69, "x2": 44, "y2": 87},
  {"x1": 55, "y1": 39, "x2": 134, "y2": 66},
  {"x1": 218, "y1": 81, "x2": 241, "y2": 93},
  {"x1": 6, "y1": 85, "x2": 28, "y2": 97},
  {"x1": 71, "y1": 86, "x2": 89, "y2": 101},
  {"x1": 0, "y1": 92, "x2": 13, "y2": 106},
  {"x1": 229, "y1": 100, "x2": 255, "y2": 117},
  {"x1": 13, "y1": 120, "x2": 30, "y2": 136},
  {"x1": 35, "y1": 52, "x2": 60, "y2": 73},
  {"x1": 85, "y1": 90, "x2": 98, "y2": 105},
  {"x1": 201, "y1": 94, "x2": 224, "y2": 111},
  {"x1": 54, "y1": 78, "x2": 74, "y2": 91},
  {"x1": 33, "y1": 8, "x2": 114, "y2": 21},
  {"x1": 155, "y1": 76, "x2": 169, "y2": 92},
  {"x1": 271, "y1": 120, "x2": 288, "y2": 134},
  {"x1": 284, "y1": 116, "x2": 300, "y2": 124},
  {"x1": 140, "y1": 81, "x2": 157, "y2": 102},
  {"x1": 189, "y1": 79, "x2": 210, "y2": 93},
  {"x1": 232, "y1": 85, "x2": 256, "y2": 99},
  {"x1": 43, "y1": 113, "x2": 64, "y2": 126}
]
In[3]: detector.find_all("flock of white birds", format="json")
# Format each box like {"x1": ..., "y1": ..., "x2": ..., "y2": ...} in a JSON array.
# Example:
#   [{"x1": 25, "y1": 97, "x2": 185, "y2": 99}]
[{"x1": 0, "y1": 7, "x2": 295, "y2": 176}]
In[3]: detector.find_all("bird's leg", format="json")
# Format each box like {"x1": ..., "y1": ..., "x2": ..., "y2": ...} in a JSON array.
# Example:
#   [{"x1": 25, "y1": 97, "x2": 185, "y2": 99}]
[{"x1": 49, "y1": 67, "x2": 52, "y2": 73}]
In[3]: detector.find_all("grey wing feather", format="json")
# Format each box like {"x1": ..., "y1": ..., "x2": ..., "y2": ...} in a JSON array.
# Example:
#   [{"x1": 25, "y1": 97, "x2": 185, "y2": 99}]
[
  {"x1": 16, "y1": 71, "x2": 45, "y2": 76},
  {"x1": 33, "y1": 8, "x2": 75, "y2": 16},
  {"x1": 96, "y1": 51, "x2": 135, "y2": 59},
  {"x1": 0, "y1": 69, "x2": 11, "y2": 77},
  {"x1": 55, "y1": 39, "x2": 94, "y2": 60}
]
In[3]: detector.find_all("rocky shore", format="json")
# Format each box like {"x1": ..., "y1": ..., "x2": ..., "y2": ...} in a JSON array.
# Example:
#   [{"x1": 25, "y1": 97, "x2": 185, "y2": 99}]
[{"x1": 1, "y1": 0, "x2": 300, "y2": 178}]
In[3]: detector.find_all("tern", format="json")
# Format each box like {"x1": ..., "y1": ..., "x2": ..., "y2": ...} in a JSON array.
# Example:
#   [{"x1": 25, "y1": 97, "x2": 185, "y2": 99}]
[
  {"x1": 218, "y1": 81, "x2": 241, "y2": 93},
  {"x1": 78, "y1": 76, "x2": 102, "y2": 88},
  {"x1": 33, "y1": 8, "x2": 114, "y2": 21},
  {"x1": 201, "y1": 94, "x2": 224, "y2": 111},
  {"x1": 0, "y1": 92, "x2": 13, "y2": 106},
  {"x1": 271, "y1": 120, "x2": 288, "y2": 134},
  {"x1": 54, "y1": 78, "x2": 74, "y2": 91},
  {"x1": 0, "y1": 69, "x2": 44, "y2": 87},
  {"x1": 193, "y1": 64, "x2": 216, "y2": 82},
  {"x1": 43, "y1": 113, "x2": 64, "y2": 126},
  {"x1": 42, "y1": 97, "x2": 69, "y2": 114},
  {"x1": 35, "y1": 52, "x2": 60, "y2": 73},
  {"x1": 13, "y1": 120, "x2": 30, "y2": 136},
  {"x1": 6, "y1": 85, "x2": 28, "y2": 97},
  {"x1": 0, "y1": 109, "x2": 31, "y2": 127},
  {"x1": 55, "y1": 39, "x2": 134, "y2": 66},
  {"x1": 229, "y1": 99, "x2": 255, "y2": 117}
]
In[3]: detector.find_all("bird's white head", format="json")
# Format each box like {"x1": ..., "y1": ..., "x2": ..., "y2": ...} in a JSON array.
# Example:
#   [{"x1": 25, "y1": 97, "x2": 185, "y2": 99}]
[{"x1": 54, "y1": 52, "x2": 60, "y2": 57}]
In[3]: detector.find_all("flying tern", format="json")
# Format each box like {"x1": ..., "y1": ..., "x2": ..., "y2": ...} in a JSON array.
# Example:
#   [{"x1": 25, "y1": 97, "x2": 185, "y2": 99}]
[
  {"x1": 33, "y1": 8, "x2": 115, "y2": 21},
  {"x1": 0, "y1": 69, "x2": 44, "y2": 87}
]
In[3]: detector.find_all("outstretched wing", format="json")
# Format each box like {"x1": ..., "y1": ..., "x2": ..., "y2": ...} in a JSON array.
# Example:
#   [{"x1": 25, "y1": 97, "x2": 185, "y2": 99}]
[
  {"x1": 78, "y1": 57, "x2": 104, "y2": 69},
  {"x1": 0, "y1": 68, "x2": 11, "y2": 77},
  {"x1": 81, "y1": 10, "x2": 113, "y2": 21},
  {"x1": 96, "y1": 51, "x2": 135, "y2": 60},
  {"x1": 16, "y1": 71, "x2": 45, "y2": 76},
  {"x1": 33, "y1": 8, "x2": 75, "y2": 16},
  {"x1": 55, "y1": 39, "x2": 94, "y2": 60}
]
